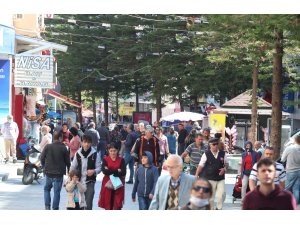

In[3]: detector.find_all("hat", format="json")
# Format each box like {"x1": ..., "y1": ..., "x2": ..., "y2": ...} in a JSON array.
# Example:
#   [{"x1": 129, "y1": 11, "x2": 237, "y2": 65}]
[{"x1": 208, "y1": 138, "x2": 220, "y2": 144}]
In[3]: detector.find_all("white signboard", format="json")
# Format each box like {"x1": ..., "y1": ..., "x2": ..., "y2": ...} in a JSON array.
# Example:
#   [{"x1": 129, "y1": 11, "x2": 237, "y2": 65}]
[{"x1": 14, "y1": 55, "x2": 54, "y2": 88}]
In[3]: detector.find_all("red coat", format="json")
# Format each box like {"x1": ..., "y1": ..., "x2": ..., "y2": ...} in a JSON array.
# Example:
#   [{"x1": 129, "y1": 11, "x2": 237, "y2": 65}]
[{"x1": 98, "y1": 156, "x2": 125, "y2": 210}]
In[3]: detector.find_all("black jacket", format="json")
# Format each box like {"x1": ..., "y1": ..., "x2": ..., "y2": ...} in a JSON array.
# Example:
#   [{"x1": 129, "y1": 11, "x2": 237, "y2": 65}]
[{"x1": 41, "y1": 141, "x2": 71, "y2": 178}]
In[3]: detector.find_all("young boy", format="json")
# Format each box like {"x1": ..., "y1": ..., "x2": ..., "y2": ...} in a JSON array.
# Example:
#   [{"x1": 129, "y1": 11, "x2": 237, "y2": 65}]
[{"x1": 132, "y1": 151, "x2": 159, "y2": 210}]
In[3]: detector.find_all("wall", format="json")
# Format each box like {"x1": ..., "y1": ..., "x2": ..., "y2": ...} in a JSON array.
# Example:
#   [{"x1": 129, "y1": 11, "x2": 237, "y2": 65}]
[{"x1": 13, "y1": 14, "x2": 44, "y2": 38}]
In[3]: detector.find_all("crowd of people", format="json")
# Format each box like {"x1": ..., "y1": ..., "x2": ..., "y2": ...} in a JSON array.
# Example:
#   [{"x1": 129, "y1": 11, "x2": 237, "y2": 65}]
[{"x1": 1, "y1": 114, "x2": 299, "y2": 210}]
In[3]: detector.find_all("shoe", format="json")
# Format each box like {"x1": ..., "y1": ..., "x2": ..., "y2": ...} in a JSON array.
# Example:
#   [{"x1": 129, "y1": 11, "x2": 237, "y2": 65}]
[
  {"x1": 126, "y1": 180, "x2": 133, "y2": 184},
  {"x1": 13, "y1": 159, "x2": 17, "y2": 164},
  {"x1": 45, "y1": 205, "x2": 51, "y2": 210},
  {"x1": 4, "y1": 158, "x2": 8, "y2": 164}
]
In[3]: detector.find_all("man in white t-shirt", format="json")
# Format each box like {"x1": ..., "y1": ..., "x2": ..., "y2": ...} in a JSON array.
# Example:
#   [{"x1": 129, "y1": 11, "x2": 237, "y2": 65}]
[{"x1": 1, "y1": 115, "x2": 19, "y2": 163}]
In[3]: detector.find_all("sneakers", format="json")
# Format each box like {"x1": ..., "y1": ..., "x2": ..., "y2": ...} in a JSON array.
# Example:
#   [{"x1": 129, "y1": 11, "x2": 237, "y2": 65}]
[
  {"x1": 4, "y1": 158, "x2": 9, "y2": 164},
  {"x1": 126, "y1": 180, "x2": 133, "y2": 184},
  {"x1": 13, "y1": 159, "x2": 17, "y2": 164}
]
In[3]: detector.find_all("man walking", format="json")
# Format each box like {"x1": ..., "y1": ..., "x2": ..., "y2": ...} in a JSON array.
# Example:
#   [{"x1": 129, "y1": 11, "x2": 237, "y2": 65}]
[
  {"x1": 195, "y1": 138, "x2": 228, "y2": 210},
  {"x1": 1, "y1": 115, "x2": 19, "y2": 163},
  {"x1": 281, "y1": 134, "x2": 300, "y2": 204},
  {"x1": 40, "y1": 131, "x2": 71, "y2": 210},
  {"x1": 71, "y1": 134, "x2": 101, "y2": 210},
  {"x1": 177, "y1": 123, "x2": 188, "y2": 156},
  {"x1": 97, "y1": 121, "x2": 110, "y2": 160},
  {"x1": 243, "y1": 158, "x2": 296, "y2": 210},
  {"x1": 249, "y1": 146, "x2": 285, "y2": 191},
  {"x1": 149, "y1": 154, "x2": 196, "y2": 210},
  {"x1": 181, "y1": 133, "x2": 207, "y2": 175},
  {"x1": 124, "y1": 124, "x2": 137, "y2": 184},
  {"x1": 84, "y1": 122, "x2": 100, "y2": 150}
]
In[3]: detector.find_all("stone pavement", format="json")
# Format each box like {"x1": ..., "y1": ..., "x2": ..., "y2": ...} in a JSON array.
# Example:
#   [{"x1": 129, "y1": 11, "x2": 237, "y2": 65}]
[{"x1": 0, "y1": 160, "x2": 242, "y2": 210}]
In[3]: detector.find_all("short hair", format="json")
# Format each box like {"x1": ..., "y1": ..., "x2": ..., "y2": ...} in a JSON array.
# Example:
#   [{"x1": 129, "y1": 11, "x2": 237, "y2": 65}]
[
  {"x1": 62, "y1": 123, "x2": 68, "y2": 127},
  {"x1": 7, "y1": 115, "x2": 13, "y2": 120},
  {"x1": 264, "y1": 146, "x2": 274, "y2": 151},
  {"x1": 69, "y1": 127, "x2": 78, "y2": 136},
  {"x1": 257, "y1": 158, "x2": 276, "y2": 170},
  {"x1": 53, "y1": 131, "x2": 64, "y2": 141},
  {"x1": 101, "y1": 121, "x2": 106, "y2": 127},
  {"x1": 203, "y1": 128, "x2": 210, "y2": 132},
  {"x1": 195, "y1": 133, "x2": 204, "y2": 138},
  {"x1": 75, "y1": 122, "x2": 81, "y2": 129},
  {"x1": 166, "y1": 154, "x2": 183, "y2": 166},
  {"x1": 108, "y1": 142, "x2": 118, "y2": 150},
  {"x1": 89, "y1": 122, "x2": 95, "y2": 128},
  {"x1": 41, "y1": 125, "x2": 50, "y2": 134},
  {"x1": 127, "y1": 123, "x2": 134, "y2": 131},
  {"x1": 82, "y1": 134, "x2": 92, "y2": 143},
  {"x1": 214, "y1": 133, "x2": 222, "y2": 139}
]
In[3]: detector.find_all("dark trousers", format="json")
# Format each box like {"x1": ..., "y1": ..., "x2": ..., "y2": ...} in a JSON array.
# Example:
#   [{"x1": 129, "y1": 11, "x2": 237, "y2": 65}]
[{"x1": 138, "y1": 196, "x2": 151, "y2": 210}]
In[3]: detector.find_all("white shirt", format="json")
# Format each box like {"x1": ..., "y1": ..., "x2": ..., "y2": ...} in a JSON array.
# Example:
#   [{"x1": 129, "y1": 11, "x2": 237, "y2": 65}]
[
  {"x1": 1, "y1": 121, "x2": 19, "y2": 140},
  {"x1": 198, "y1": 150, "x2": 228, "y2": 167}
]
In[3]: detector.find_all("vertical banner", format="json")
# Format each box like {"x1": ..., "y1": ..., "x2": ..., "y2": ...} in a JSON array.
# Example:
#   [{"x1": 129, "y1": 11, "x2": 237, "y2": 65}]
[
  {"x1": 0, "y1": 59, "x2": 11, "y2": 125},
  {"x1": 209, "y1": 113, "x2": 226, "y2": 141}
]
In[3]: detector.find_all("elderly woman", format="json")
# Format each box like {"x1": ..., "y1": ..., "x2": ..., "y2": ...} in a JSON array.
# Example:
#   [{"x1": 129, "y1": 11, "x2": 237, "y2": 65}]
[
  {"x1": 98, "y1": 143, "x2": 126, "y2": 210},
  {"x1": 175, "y1": 178, "x2": 213, "y2": 210},
  {"x1": 40, "y1": 125, "x2": 52, "y2": 151}
]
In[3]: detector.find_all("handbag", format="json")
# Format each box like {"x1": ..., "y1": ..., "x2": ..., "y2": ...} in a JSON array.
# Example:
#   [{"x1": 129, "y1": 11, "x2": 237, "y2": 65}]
[
  {"x1": 109, "y1": 175, "x2": 123, "y2": 190},
  {"x1": 105, "y1": 179, "x2": 114, "y2": 190}
]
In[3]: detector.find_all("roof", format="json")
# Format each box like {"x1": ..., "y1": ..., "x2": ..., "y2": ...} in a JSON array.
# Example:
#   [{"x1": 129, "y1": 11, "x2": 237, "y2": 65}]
[
  {"x1": 222, "y1": 90, "x2": 272, "y2": 108},
  {"x1": 213, "y1": 107, "x2": 290, "y2": 117}
]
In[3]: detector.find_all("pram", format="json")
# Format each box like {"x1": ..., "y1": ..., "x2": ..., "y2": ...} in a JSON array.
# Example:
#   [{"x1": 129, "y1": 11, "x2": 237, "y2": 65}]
[{"x1": 232, "y1": 175, "x2": 242, "y2": 203}]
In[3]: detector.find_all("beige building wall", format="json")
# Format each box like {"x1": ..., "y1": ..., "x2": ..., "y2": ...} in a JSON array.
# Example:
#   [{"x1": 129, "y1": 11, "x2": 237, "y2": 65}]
[{"x1": 13, "y1": 14, "x2": 44, "y2": 38}]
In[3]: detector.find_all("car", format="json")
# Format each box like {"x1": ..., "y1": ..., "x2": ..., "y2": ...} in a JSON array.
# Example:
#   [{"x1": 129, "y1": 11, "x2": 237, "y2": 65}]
[{"x1": 283, "y1": 129, "x2": 300, "y2": 148}]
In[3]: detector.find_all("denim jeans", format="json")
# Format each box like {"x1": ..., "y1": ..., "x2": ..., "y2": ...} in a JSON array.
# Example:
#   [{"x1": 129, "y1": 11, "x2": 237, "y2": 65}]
[
  {"x1": 85, "y1": 182, "x2": 95, "y2": 210},
  {"x1": 44, "y1": 175, "x2": 63, "y2": 210},
  {"x1": 285, "y1": 170, "x2": 300, "y2": 204},
  {"x1": 138, "y1": 196, "x2": 151, "y2": 210},
  {"x1": 97, "y1": 140, "x2": 107, "y2": 160},
  {"x1": 123, "y1": 151, "x2": 134, "y2": 182}
]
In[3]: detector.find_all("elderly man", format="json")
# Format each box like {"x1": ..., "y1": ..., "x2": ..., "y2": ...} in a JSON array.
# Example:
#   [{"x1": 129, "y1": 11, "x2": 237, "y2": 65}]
[
  {"x1": 132, "y1": 126, "x2": 160, "y2": 167},
  {"x1": 1, "y1": 115, "x2": 19, "y2": 163},
  {"x1": 149, "y1": 155, "x2": 196, "y2": 210},
  {"x1": 195, "y1": 138, "x2": 229, "y2": 210}
]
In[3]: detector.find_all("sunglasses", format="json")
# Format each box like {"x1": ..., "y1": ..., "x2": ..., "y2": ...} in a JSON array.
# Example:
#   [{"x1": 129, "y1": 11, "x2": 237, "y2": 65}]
[{"x1": 193, "y1": 185, "x2": 211, "y2": 193}]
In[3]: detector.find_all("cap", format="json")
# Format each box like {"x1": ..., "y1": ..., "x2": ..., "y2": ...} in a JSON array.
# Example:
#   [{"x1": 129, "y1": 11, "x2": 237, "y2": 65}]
[{"x1": 208, "y1": 138, "x2": 220, "y2": 144}]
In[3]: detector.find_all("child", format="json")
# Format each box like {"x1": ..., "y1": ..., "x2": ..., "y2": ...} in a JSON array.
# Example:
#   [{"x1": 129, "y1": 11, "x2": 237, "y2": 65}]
[
  {"x1": 65, "y1": 170, "x2": 87, "y2": 210},
  {"x1": 132, "y1": 151, "x2": 159, "y2": 210}
]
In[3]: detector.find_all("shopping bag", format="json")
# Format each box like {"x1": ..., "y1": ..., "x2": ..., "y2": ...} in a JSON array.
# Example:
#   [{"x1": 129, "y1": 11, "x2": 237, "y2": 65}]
[{"x1": 109, "y1": 175, "x2": 123, "y2": 190}]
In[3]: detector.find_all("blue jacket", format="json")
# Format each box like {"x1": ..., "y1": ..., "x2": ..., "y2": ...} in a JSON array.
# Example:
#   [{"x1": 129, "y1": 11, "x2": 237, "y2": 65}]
[
  {"x1": 125, "y1": 131, "x2": 137, "y2": 152},
  {"x1": 132, "y1": 151, "x2": 159, "y2": 198}
]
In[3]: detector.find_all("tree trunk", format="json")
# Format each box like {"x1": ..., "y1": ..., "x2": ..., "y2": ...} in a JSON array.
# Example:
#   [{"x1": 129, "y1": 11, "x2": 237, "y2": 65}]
[
  {"x1": 77, "y1": 86, "x2": 82, "y2": 125},
  {"x1": 116, "y1": 91, "x2": 119, "y2": 122},
  {"x1": 92, "y1": 91, "x2": 96, "y2": 124},
  {"x1": 179, "y1": 93, "x2": 184, "y2": 112},
  {"x1": 104, "y1": 89, "x2": 109, "y2": 126},
  {"x1": 156, "y1": 93, "x2": 162, "y2": 122},
  {"x1": 271, "y1": 30, "x2": 283, "y2": 160},
  {"x1": 135, "y1": 81, "x2": 139, "y2": 112},
  {"x1": 249, "y1": 62, "x2": 259, "y2": 144}
]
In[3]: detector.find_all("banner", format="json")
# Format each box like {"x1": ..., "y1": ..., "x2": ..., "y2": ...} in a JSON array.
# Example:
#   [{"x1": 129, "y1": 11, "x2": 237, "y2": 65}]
[
  {"x1": 209, "y1": 113, "x2": 226, "y2": 140},
  {"x1": 0, "y1": 59, "x2": 11, "y2": 125},
  {"x1": 14, "y1": 55, "x2": 54, "y2": 88}
]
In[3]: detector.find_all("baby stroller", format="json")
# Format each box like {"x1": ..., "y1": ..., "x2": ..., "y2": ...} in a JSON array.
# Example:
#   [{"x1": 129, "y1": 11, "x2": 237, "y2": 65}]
[{"x1": 232, "y1": 175, "x2": 242, "y2": 203}]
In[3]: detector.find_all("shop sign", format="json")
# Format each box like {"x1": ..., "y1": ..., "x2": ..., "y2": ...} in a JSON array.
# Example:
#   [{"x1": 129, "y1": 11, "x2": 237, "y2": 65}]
[{"x1": 14, "y1": 55, "x2": 54, "y2": 88}]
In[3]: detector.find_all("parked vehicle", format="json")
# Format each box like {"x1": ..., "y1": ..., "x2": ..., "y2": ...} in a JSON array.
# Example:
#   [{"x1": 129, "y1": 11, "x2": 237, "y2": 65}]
[
  {"x1": 283, "y1": 129, "x2": 300, "y2": 149},
  {"x1": 22, "y1": 138, "x2": 43, "y2": 185}
]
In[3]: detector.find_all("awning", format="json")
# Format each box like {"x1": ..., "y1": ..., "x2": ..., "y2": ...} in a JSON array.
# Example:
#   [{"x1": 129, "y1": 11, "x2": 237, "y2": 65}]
[
  {"x1": 213, "y1": 107, "x2": 290, "y2": 117},
  {"x1": 46, "y1": 90, "x2": 81, "y2": 108}
]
